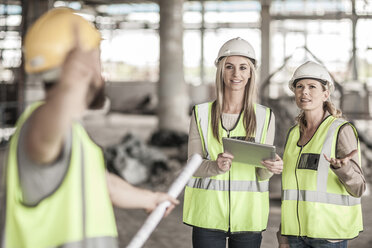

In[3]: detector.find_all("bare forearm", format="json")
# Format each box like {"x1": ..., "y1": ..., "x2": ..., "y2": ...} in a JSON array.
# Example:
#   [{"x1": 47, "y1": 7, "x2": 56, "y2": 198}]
[
  {"x1": 25, "y1": 44, "x2": 102, "y2": 165},
  {"x1": 106, "y1": 172, "x2": 157, "y2": 209},
  {"x1": 26, "y1": 83, "x2": 89, "y2": 164}
]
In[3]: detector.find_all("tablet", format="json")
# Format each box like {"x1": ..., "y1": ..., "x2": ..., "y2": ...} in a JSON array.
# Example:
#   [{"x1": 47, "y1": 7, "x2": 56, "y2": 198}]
[{"x1": 222, "y1": 138, "x2": 276, "y2": 168}]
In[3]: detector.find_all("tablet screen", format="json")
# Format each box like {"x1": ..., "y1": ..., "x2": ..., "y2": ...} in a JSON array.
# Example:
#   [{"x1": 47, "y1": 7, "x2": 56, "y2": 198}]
[{"x1": 222, "y1": 138, "x2": 276, "y2": 167}]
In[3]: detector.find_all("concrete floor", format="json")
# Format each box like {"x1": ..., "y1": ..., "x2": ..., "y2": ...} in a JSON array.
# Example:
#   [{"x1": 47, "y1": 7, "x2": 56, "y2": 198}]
[
  {"x1": 0, "y1": 112, "x2": 371, "y2": 247},
  {"x1": 113, "y1": 195, "x2": 283, "y2": 248},
  {"x1": 114, "y1": 193, "x2": 372, "y2": 248}
]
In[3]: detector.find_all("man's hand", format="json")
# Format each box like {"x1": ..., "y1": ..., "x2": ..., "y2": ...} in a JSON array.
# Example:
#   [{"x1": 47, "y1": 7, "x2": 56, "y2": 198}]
[
  {"x1": 56, "y1": 23, "x2": 103, "y2": 111},
  {"x1": 145, "y1": 192, "x2": 180, "y2": 217}
]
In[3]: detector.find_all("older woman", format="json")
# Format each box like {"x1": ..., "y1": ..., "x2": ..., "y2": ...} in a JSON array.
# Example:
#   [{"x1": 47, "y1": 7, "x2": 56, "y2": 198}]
[
  {"x1": 278, "y1": 61, "x2": 365, "y2": 248},
  {"x1": 183, "y1": 37, "x2": 282, "y2": 248}
]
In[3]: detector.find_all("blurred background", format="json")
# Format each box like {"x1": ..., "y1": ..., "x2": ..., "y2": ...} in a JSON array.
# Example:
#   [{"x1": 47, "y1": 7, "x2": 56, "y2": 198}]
[{"x1": 0, "y1": 0, "x2": 371, "y2": 247}]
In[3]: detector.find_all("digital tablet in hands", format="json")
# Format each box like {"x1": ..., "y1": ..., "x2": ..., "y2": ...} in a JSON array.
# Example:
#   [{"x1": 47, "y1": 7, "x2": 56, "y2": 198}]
[{"x1": 222, "y1": 137, "x2": 276, "y2": 168}]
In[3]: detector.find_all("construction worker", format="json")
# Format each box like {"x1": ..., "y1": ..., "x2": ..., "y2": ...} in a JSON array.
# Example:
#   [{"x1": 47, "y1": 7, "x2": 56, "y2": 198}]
[
  {"x1": 183, "y1": 37, "x2": 282, "y2": 248},
  {"x1": 278, "y1": 61, "x2": 365, "y2": 248},
  {"x1": 0, "y1": 8, "x2": 178, "y2": 248}
]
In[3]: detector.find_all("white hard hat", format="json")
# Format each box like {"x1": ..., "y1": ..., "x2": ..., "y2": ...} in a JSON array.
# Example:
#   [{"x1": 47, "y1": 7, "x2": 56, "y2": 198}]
[
  {"x1": 288, "y1": 61, "x2": 335, "y2": 93},
  {"x1": 214, "y1": 37, "x2": 256, "y2": 66}
]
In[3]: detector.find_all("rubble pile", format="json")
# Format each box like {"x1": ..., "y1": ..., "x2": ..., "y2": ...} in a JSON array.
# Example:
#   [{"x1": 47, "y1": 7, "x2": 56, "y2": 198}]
[
  {"x1": 105, "y1": 130, "x2": 188, "y2": 188},
  {"x1": 0, "y1": 127, "x2": 15, "y2": 147},
  {"x1": 149, "y1": 129, "x2": 188, "y2": 147}
]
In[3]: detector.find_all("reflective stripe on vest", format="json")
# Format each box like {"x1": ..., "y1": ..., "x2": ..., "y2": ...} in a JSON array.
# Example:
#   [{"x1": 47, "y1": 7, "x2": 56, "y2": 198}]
[
  {"x1": 187, "y1": 177, "x2": 269, "y2": 192},
  {"x1": 282, "y1": 189, "x2": 360, "y2": 206},
  {"x1": 80, "y1": 142, "x2": 87, "y2": 243},
  {"x1": 317, "y1": 119, "x2": 344, "y2": 191},
  {"x1": 196, "y1": 102, "x2": 210, "y2": 159},
  {"x1": 255, "y1": 104, "x2": 267, "y2": 143}
]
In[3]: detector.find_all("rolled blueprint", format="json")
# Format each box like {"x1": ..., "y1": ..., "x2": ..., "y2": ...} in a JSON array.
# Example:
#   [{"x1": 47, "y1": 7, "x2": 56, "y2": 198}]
[{"x1": 126, "y1": 154, "x2": 202, "y2": 248}]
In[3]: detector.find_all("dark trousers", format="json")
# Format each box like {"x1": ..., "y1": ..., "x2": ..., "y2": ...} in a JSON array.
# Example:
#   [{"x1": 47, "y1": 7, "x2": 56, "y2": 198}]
[
  {"x1": 287, "y1": 236, "x2": 348, "y2": 248},
  {"x1": 192, "y1": 227, "x2": 262, "y2": 248}
]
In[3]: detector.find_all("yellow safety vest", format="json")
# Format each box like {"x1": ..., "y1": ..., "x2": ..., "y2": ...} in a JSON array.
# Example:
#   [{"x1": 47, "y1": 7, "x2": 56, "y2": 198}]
[
  {"x1": 183, "y1": 101, "x2": 272, "y2": 232},
  {"x1": 4, "y1": 102, "x2": 118, "y2": 248},
  {"x1": 281, "y1": 115, "x2": 363, "y2": 239}
]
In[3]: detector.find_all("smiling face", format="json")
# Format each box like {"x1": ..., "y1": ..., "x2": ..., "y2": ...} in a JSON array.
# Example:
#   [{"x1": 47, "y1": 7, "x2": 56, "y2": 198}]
[
  {"x1": 294, "y1": 78, "x2": 330, "y2": 112},
  {"x1": 223, "y1": 56, "x2": 251, "y2": 92}
]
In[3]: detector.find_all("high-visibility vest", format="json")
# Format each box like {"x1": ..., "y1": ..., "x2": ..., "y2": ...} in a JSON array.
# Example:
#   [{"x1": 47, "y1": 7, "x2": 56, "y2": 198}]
[
  {"x1": 4, "y1": 102, "x2": 118, "y2": 248},
  {"x1": 183, "y1": 101, "x2": 272, "y2": 232},
  {"x1": 281, "y1": 115, "x2": 363, "y2": 239}
]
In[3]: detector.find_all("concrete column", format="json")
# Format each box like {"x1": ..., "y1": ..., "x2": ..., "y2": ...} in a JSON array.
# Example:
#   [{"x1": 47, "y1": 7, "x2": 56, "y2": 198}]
[
  {"x1": 200, "y1": 0, "x2": 205, "y2": 84},
  {"x1": 158, "y1": 0, "x2": 188, "y2": 132},
  {"x1": 351, "y1": 0, "x2": 358, "y2": 80},
  {"x1": 260, "y1": 0, "x2": 271, "y2": 90}
]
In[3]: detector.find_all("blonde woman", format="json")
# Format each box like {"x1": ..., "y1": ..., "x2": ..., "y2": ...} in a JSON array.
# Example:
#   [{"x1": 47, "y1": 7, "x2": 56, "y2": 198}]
[
  {"x1": 183, "y1": 37, "x2": 282, "y2": 248},
  {"x1": 279, "y1": 61, "x2": 365, "y2": 248}
]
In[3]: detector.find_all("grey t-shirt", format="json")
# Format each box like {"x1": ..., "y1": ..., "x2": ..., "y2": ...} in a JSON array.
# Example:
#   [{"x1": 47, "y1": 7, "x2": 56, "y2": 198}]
[{"x1": 17, "y1": 118, "x2": 72, "y2": 206}]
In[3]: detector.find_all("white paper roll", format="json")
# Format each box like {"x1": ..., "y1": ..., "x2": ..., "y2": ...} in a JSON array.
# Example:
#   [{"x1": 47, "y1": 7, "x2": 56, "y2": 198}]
[{"x1": 126, "y1": 154, "x2": 202, "y2": 248}]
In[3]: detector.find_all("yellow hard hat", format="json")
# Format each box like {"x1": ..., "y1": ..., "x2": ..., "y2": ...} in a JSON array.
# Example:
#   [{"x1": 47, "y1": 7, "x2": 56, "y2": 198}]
[{"x1": 24, "y1": 7, "x2": 101, "y2": 74}]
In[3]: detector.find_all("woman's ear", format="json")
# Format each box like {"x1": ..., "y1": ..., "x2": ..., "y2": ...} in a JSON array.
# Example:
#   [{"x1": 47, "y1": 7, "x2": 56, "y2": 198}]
[{"x1": 323, "y1": 89, "x2": 330, "y2": 102}]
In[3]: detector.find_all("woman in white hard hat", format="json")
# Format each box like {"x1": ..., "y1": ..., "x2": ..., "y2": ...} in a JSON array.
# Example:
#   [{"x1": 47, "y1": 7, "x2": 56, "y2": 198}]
[
  {"x1": 278, "y1": 61, "x2": 365, "y2": 248},
  {"x1": 183, "y1": 37, "x2": 282, "y2": 248}
]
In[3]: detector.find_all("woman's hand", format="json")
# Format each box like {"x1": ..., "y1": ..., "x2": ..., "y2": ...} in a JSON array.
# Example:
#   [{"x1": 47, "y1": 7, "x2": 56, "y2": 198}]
[
  {"x1": 216, "y1": 152, "x2": 234, "y2": 172},
  {"x1": 324, "y1": 149, "x2": 357, "y2": 169},
  {"x1": 261, "y1": 154, "x2": 283, "y2": 174}
]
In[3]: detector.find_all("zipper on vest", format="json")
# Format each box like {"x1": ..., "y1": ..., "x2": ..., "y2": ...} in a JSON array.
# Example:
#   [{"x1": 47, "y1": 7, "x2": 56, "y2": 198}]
[
  {"x1": 294, "y1": 145, "x2": 303, "y2": 237},
  {"x1": 228, "y1": 170, "x2": 231, "y2": 232},
  {"x1": 227, "y1": 130, "x2": 231, "y2": 231}
]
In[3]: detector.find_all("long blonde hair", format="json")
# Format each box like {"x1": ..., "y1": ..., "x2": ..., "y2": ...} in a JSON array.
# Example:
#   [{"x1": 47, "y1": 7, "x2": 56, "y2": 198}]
[
  {"x1": 211, "y1": 56, "x2": 258, "y2": 142},
  {"x1": 295, "y1": 84, "x2": 342, "y2": 134}
]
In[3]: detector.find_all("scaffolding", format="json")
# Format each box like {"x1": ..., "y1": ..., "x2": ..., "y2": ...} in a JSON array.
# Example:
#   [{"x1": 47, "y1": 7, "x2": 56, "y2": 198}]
[{"x1": 0, "y1": 0, "x2": 21, "y2": 145}]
